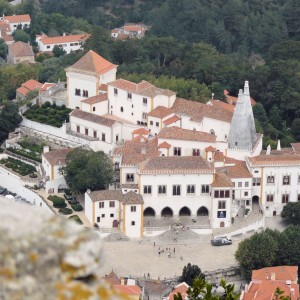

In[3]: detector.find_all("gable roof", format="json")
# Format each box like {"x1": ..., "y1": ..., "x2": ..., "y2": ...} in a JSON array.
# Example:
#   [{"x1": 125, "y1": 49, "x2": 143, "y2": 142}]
[
  {"x1": 208, "y1": 99, "x2": 235, "y2": 113},
  {"x1": 252, "y1": 266, "x2": 298, "y2": 282},
  {"x1": 9, "y1": 41, "x2": 34, "y2": 57},
  {"x1": 158, "y1": 141, "x2": 171, "y2": 149},
  {"x1": 226, "y1": 162, "x2": 252, "y2": 179},
  {"x1": 23, "y1": 79, "x2": 43, "y2": 91},
  {"x1": 39, "y1": 34, "x2": 90, "y2": 45},
  {"x1": 70, "y1": 109, "x2": 116, "y2": 127},
  {"x1": 105, "y1": 270, "x2": 121, "y2": 285},
  {"x1": 139, "y1": 156, "x2": 213, "y2": 174},
  {"x1": 247, "y1": 153, "x2": 300, "y2": 166},
  {"x1": 224, "y1": 89, "x2": 256, "y2": 106},
  {"x1": 211, "y1": 173, "x2": 233, "y2": 188},
  {"x1": 132, "y1": 128, "x2": 150, "y2": 135},
  {"x1": 291, "y1": 143, "x2": 300, "y2": 153},
  {"x1": 81, "y1": 93, "x2": 108, "y2": 104},
  {"x1": 114, "y1": 285, "x2": 141, "y2": 296},
  {"x1": 172, "y1": 98, "x2": 233, "y2": 123},
  {"x1": 3, "y1": 14, "x2": 31, "y2": 23},
  {"x1": 148, "y1": 106, "x2": 173, "y2": 118},
  {"x1": 43, "y1": 148, "x2": 72, "y2": 166},
  {"x1": 168, "y1": 282, "x2": 189, "y2": 300},
  {"x1": 157, "y1": 126, "x2": 216, "y2": 143},
  {"x1": 67, "y1": 50, "x2": 117, "y2": 75},
  {"x1": 163, "y1": 115, "x2": 181, "y2": 125}
]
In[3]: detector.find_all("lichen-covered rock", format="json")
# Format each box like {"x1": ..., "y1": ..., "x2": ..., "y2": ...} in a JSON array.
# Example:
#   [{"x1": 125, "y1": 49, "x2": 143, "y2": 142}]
[{"x1": 0, "y1": 198, "x2": 126, "y2": 300}]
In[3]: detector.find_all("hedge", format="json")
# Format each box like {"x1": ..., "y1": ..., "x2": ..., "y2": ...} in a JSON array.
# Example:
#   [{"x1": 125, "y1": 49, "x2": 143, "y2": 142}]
[
  {"x1": 71, "y1": 204, "x2": 83, "y2": 212},
  {"x1": 48, "y1": 195, "x2": 66, "y2": 208},
  {"x1": 58, "y1": 208, "x2": 73, "y2": 215},
  {"x1": 68, "y1": 215, "x2": 83, "y2": 225}
]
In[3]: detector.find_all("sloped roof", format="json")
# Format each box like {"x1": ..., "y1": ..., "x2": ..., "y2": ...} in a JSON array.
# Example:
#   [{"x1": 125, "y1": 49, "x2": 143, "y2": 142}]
[
  {"x1": 172, "y1": 98, "x2": 233, "y2": 123},
  {"x1": 148, "y1": 106, "x2": 172, "y2": 118},
  {"x1": 163, "y1": 115, "x2": 181, "y2": 125},
  {"x1": 211, "y1": 173, "x2": 232, "y2": 188},
  {"x1": 209, "y1": 99, "x2": 235, "y2": 113},
  {"x1": 226, "y1": 162, "x2": 252, "y2": 179},
  {"x1": 43, "y1": 148, "x2": 72, "y2": 166},
  {"x1": 132, "y1": 128, "x2": 150, "y2": 135},
  {"x1": 158, "y1": 141, "x2": 171, "y2": 149},
  {"x1": 67, "y1": 50, "x2": 117, "y2": 75},
  {"x1": 139, "y1": 156, "x2": 213, "y2": 174},
  {"x1": 114, "y1": 285, "x2": 141, "y2": 296},
  {"x1": 291, "y1": 143, "x2": 300, "y2": 153},
  {"x1": 157, "y1": 126, "x2": 216, "y2": 143},
  {"x1": 105, "y1": 270, "x2": 121, "y2": 285},
  {"x1": 4, "y1": 14, "x2": 31, "y2": 23},
  {"x1": 252, "y1": 266, "x2": 298, "y2": 282},
  {"x1": 248, "y1": 153, "x2": 300, "y2": 166},
  {"x1": 168, "y1": 282, "x2": 189, "y2": 300},
  {"x1": 39, "y1": 34, "x2": 90, "y2": 45},
  {"x1": 9, "y1": 41, "x2": 34, "y2": 57},
  {"x1": 23, "y1": 79, "x2": 43, "y2": 91},
  {"x1": 81, "y1": 93, "x2": 108, "y2": 104},
  {"x1": 70, "y1": 109, "x2": 116, "y2": 127}
]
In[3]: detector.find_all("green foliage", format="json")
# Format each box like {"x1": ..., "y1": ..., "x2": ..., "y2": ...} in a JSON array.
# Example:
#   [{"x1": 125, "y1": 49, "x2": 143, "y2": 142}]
[
  {"x1": 253, "y1": 103, "x2": 269, "y2": 129},
  {"x1": 58, "y1": 207, "x2": 73, "y2": 215},
  {"x1": 52, "y1": 45, "x2": 66, "y2": 57},
  {"x1": 62, "y1": 148, "x2": 114, "y2": 194},
  {"x1": 13, "y1": 30, "x2": 31, "y2": 43},
  {"x1": 47, "y1": 195, "x2": 66, "y2": 208},
  {"x1": 1, "y1": 157, "x2": 36, "y2": 176},
  {"x1": 179, "y1": 263, "x2": 205, "y2": 286},
  {"x1": 0, "y1": 38, "x2": 7, "y2": 59},
  {"x1": 291, "y1": 118, "x2": 300, "y2": 141},
  {"x1": 0, "y1": 102, "x2": 22, "y2": 144},
  {"x1": 281, "y1": 202, "x2": 300, "y2": 225},
  {"x1": 71, "y1": 204, "x2": 83, "y2": 212},
  {"x1": 68, "y1": 215, "x2": 83, "y2": 225}
]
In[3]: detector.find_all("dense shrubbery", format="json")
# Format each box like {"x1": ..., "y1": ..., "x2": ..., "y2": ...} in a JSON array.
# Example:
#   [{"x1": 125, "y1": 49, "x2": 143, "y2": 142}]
[
  {"x1": 0, "y1": 157, "x2": 36, "y2": 176},
  {"x1": 47, "y1": 195, "x2": 67, "y2": 208},
  {"x1": 7, "y1": 147, "x2": 42, "y2": 163},
  {"x1": 71, "y1": 204, "x2": 83, "y2": 212},
  {"x1": 68, "y1": 215, "x2": 83, "y2": 225},
  {"x1": 24, "y1": 102, "x2": 72, "y2": 128},
  {"x1": 58, "y1": 208, "x2": 73, "y2": 215}
]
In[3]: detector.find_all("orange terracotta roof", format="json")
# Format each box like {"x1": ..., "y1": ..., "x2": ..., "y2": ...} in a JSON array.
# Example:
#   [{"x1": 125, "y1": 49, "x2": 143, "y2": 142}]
[
  {"x1": 43, "y1": 148, "x2": 72, "y2": 166},
  {"x1": 242, "y1": 280, "x2": 299, "y2": 300},
  {"x1": 205, "y1": 146, "x2": 216, "y2": 152},
  {"x1": 3, "y1": 14, "x2": 31, "y2": 23},
  {"x1": 158, "y1": 141, "x2": 171, "y2": 149},
  {"x1": 9, "y1": 41, "x2": 34, "y2": 57},
  {"x1": 172, "y1": 98, "x2": 233, "y2": 123},
  {"x1": 148, "y1": 106, "x2": 172, "y2": 118},
  {"x1": 211, "y1": 173, "x2": 232, "y2": 188},
  {"x1": 132, "y1": 128, "x2": 150, "y2": 135},
  {"x1": 169, "y1": 283, "x2": 189, "y2": 300},
  {"x1": 105, "y1": 271, "x2": 121, "y2": 285},
  {"x1": 158, "y1": 126, "x2": 216, "y2": 143},
  {"x1": 252, "y1": 266, "x2": 298, "y2": 282},
  {"x1": 226, "y1": 162, "x2": 252, "y2": 179},
  {"x1": 23, "y1": 79, "x2": 43, "y2": 91},
  {"x1": 81, "y1": 93, "x2": 108, "y2": 104},
  {"x1": 132, "y1": 135, "x2": 147, "y2": 142},
  {"x1": 248, "y1": 154, "x2": 300, "y2": 166},
  {"x1": 114, "y1": 285, "x2": 141, "y2": 296},
  {"x1": 163, "y1": 115, "x2": 181, "y2": 125},
  {"x1": 67, "y1": 50, "x2": 117, "y2": 75},
  {"x1": 111, "y1": 28, "x2": 120, "y2": 33},
  {"x1": 70, "y1": 109, "x2": 116, "y2": 127},
  {"x1": 209, "y1": 100, "x2": 235, "y2": 113},
  {"x1": 41, "y1": 82, "x2": 56, "y2": 91},
  {"x1": 16, "y1": 86, "x2": 30, "y2": 96},
  {"x1": 124, "y1": 25, "x2": 144, "y2": 32},
  {"x1": 224, "y1": 90, "x2": 256, "y2": 106},
  {"x1": 88, "y1": 190, "x2": 143, "y2": 205},
  {"x1": 291, "y1": 143, "x2": 300, "y2": 153},
  {"x1": 39, "y1": 33, "x2": 90, "y2": 45},
  {"x1": 98, "y1": 84, "x2": 108, "y2": 91}
]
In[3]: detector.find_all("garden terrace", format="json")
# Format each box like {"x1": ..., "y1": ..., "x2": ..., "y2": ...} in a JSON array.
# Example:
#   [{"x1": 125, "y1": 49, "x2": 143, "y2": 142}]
[{"x1": 0, "y1": 157, "x2": 37, "y2": 177}]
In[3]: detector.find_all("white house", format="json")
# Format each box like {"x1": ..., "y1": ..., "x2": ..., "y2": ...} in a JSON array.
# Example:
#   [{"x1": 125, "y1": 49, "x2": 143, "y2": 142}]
[
  {"x1": 42, "y1": 147, "x2": 72, "y2": 193},
  {"x1": 84, "y1": 190, "x2": 144, "y2": 238},
  {"x1": 36, "y1": 33, "x2": 90, "y2": 54},
  {"x1": 1, "y1": 14, "x2": 31, "y2": 33},
  {"x1": 66, "y1": 50, "x2": 118, "y2": 109}
]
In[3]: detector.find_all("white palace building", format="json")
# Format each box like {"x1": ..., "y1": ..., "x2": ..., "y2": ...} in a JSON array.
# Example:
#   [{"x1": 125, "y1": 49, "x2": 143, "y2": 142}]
[{"x1": 18, "y1": 50, "x2": 300, "y2": 238}]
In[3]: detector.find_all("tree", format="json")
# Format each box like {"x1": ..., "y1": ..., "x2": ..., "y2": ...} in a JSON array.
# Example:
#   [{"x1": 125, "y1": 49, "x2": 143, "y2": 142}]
[
  {"x1": 253, "y1": 103, "x2": 269, "y2": 129},
  {"x1": 269, "y1": 105, "x2": 283, "y2": 130},
  {"x1": 0, "y1": 102, "x2": 22, "y2": 143},
  {"x1": 179, "y1": 263, "x2": 205, "y2": 286},
  {"x1": 52, "y1": 45, "x2": 66, "y2": 57},
  {"x1": 62, "y1": 148, "x2": 114, "y2": 194},
  {"x1": 291, "y1": 118, "x2": 300, "y2": 141},
  {"x1": 12, "y1": 30, "x2": 31, "y2": 43},
  {"x1": 281, "y1": 202, "x2": 300, "y2": 225}
]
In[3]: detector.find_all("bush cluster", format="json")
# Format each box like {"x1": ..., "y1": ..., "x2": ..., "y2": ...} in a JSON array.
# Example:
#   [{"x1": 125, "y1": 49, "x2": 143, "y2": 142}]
[
  {"x1": 58, "y1": 208, "x2": 73, "y2": 215},
  {"x1": 68, "y1": 215, "x2": 83, "y2": 225},
  {"x1": 48, "y1": 195, "x2": 67, "y2": 208},
  {"x1": 71, "y1": 203, "x2": 83, "y2": 212},
  {"x1": 1, "y1": 157, "x2": 37, "y2": 176}
]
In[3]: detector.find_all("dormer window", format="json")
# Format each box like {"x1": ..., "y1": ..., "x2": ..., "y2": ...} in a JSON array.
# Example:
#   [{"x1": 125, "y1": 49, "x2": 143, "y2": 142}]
[{"x1": 114, "y1": 88, "x2": 118, "y2": 95}]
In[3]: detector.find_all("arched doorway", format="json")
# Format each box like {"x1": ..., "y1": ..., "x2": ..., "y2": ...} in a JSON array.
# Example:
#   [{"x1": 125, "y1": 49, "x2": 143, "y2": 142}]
[
  {"x1": 252, "y1": 195, "x2": 259, "y2": 204},
  {"x1": 179, "y1": 207, "x2": 191, "y2": 216},
  {"x1": 112, "y1": 220, "x2": 119, "y2": 228},
  {"x1": 197, "y1": 206, "x2": 209, "y2": 216},
  {"x1": 220, "y1": 221, "x2": 225, "y2": 227},
  {"x1": 144, "y1": 207, "x2": 156, "y2": 217},
  {"x1": 161, "y1": 207, "x2": 173, "y2": 217}
]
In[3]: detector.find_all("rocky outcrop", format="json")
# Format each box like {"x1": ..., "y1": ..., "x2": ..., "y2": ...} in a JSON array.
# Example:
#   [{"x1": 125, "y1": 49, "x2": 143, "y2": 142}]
[{"x1": 0, "y1": 198, "x2": 126, "y2": 300}]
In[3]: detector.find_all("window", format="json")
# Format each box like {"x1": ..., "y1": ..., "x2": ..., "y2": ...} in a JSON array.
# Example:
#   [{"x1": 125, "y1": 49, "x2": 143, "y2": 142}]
[
  {"x1": 244, "y1": 192, "x2": 248, "y2": 196},
  {"x1": 126, "y1": 174, "x2": 134, "y2": 182},
  {"x1": 75, "y1": 88, "x2": 81, "y2": 96},
  {"x1": 102, "y1": 133, "x2": 106, "y2": 141},
  {"x1": 127, "y1": 93, "x2": 132, "y2": 99},
  {"x1": 253, "y1": 178, "x2": 261, "y2": 186},
  {"x1": 116, "y1": 135, "x2": 119, "y2": 142},
  {"x1": 109, "y1": 201, "x2": 115, "y2": 208},
  {"x1": 85, "y1": 128, "x2": 88, "y2": 135},
  {"x1": 214, "y1": 190, "x2": 230, "y2": 198},
  {"x1": 173, "y1": 185, "x2": 181, "y2": 196},
  {"x1": 99, "y1": 202, "x2": 104, "y2": 208},
  {"x1": 267, "y1": 194, "x2": 274, "y2": 202},
  {"x1": 245, "y1": 182, "x2": 249, "y2": 187},
  {"x1": 158, "y1": 185, "x2": 166, "y2": 194},
  {"x1": 110, "y1": 214, "x2": 114, "y2": 218},
  {"x1": 218, "y1": 201, "x2": 226, "y2": 209},
  {"x1": 238, "y1": 182, "x2": 242, "y2": 187},
  {"x1": 83, "y1": 90, "x2": 88, "y2": 97},
  {"x1": 225, "y1": 190, "x2": 230, "y2": 197},
  {"x1": 232, "y1": 190, "x2": 235, "y2": 200},
  {"x1": 173, "y1": 147, "x2": 181, "y2": 156},
  {"x1": 254, "y1": 170, "x2": 259, "y2": 173},
  {"x1": 120, "y1": 106, "x2": 124, "y2": 112},
  {"x1": 267, "y1": 176, "x2": 275, "y2": 184},
  {"x1": 246, "y1": 200, "x2": 250, "y2": 206},
  {"x1": 101, "y1": 214, "x2": 105, "y2": 218},
  {"x1": 298, "y1": 194, "x2": 300, "y2": 201},
  {"x1": 193, "y1": 149, "x2": 200, "y2": 156},
  {"x1": 93, "y1": 106, "x2": 96, "y2": 112},
  {"x1": 76, "y1": 125, "x2": 80, "y2": 133},
  {"x1": 93, "y1": 130, "x2": 97, "y2": 138},
  {"x1": 142, "y1": 112, "x2": 147, "y2": 119},
  {"x1": 143, "y1": 98, "x2": 147, "y2": 105},
  {"x1": 143, "y1": 185, "x2": 152, "y2": 194},
  {"x1": 150, "y1": 121, "x2": 153, "y2": 125},
  {"x1": 298, "y1": 175, "x2": 300, "y2": 184},
  {"x1": 210, "y1": 129, "x2": 215, "y2": 135},
  {"x1": 47, "y1": 45, "x2": 50, "y2": 49},
  {"x1": 131, "y1": 206, "x2": 136, "y2": 212},
  {"x1": 131, "y1": 221, "x2": 135, "y2": 226},
  {"x1": 114, "y1": 88, "x2": 118, "y2": 95},
  {"x1": 282, "y1": 194, "x2": 289, "y2": 203},
  {"x1": 156, "y1": 122, "x2": 159, "y2": 127},
  {"x1": 201, "y1": 185, "x2": 209, "y2": 194},
  {"x1": 283, "y1": 175, "x2": 290, "y2": 185},
  {"x1": 97, "y1": 216, "x2": 100, "y2": 222},
  {"x1": 187, "y1": 185, "x2": 195, "y2": 194}
]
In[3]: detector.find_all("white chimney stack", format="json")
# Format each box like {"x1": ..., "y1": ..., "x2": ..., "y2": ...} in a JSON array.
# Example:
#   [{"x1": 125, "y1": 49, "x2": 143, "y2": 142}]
[
  {"x1": 266, "y1": 145, "x2": 271, "y2": 155},
  {"x1": 277, "y1": 140, "x2": 281, "y2": 151}
]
